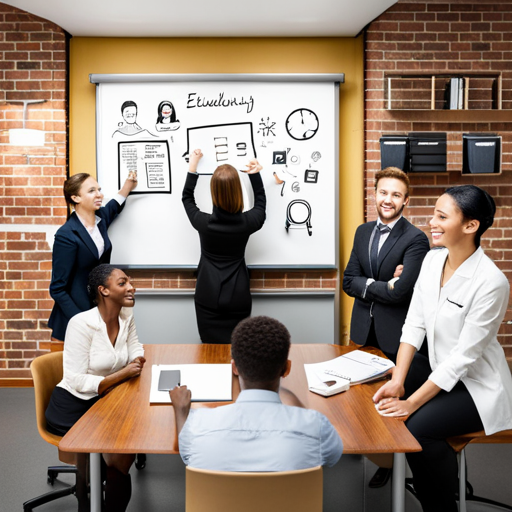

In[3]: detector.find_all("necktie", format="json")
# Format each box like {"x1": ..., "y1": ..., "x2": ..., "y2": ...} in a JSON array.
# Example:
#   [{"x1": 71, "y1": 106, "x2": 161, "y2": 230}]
[{"x1": 370, "y1": 224, "x2": 391, "y2": 278}]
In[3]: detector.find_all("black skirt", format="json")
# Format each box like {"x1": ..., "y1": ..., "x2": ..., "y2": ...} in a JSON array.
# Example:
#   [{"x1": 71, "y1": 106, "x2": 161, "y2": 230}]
[
  {"x1": 45, "y1": 386, "x2": 100, "y2": 436},
  {"x1": 195, "y1": 301, "x2": 250, "y2": 344}
]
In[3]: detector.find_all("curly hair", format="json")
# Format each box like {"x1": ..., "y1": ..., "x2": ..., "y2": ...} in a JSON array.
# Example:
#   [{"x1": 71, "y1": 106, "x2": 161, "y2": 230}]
[
  {"x1": 375, "y1": 167, "x2": 410, "y2": 197},
  {"x1": 231, "y1": 316, "x2": 291, "y2": 383},
  {"x1": 87, "y1": 264, "x2": 117, "y2": 305}
]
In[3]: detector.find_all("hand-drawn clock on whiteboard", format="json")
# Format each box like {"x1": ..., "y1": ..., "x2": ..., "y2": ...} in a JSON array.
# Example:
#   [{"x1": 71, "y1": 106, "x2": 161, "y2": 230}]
[{"x1": 285, "y1": 108, "x2": 319, "y2": 141}]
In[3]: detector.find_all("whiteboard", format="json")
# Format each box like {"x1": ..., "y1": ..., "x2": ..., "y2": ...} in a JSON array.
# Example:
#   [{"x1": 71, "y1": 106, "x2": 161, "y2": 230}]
[{"x1": 94, "y1": 75, "x2": 340, "y2": 268}]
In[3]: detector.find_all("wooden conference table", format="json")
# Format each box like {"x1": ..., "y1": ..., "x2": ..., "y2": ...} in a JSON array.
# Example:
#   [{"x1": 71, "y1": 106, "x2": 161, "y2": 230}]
[{"x1": 60, "y1": 344, "x2": 420, "y2": 512}]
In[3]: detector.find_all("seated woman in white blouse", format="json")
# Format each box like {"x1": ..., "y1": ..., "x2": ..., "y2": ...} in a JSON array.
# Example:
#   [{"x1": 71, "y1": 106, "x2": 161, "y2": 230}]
[
  {"x1": 373, "y1": 185, "x2": 512, "y2": 512},
  {"x1": 45, "y1": 264, "x2": 145, "y2": 512}
]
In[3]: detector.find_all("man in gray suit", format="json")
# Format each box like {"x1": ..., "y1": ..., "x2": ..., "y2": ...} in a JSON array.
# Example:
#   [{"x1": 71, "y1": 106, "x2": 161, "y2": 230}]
[{"x1": 343, "y1": 167, "x2": 429, "y2": 487}]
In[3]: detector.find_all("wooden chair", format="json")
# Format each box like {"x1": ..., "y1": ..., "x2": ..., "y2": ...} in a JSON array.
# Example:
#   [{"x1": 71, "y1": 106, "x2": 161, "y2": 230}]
[
  {"x1": 447, "y1": 428, "x2": 512, "y2": 511},
  {"x1": 447, "y1": 360, "x2": 512, "y2": 512},
  {"x1": 22, "y1": 351, "x2": 88, "y2": 512},
  {"x1": 185, "y1": 465, "x2": 323, "y2": 512}
]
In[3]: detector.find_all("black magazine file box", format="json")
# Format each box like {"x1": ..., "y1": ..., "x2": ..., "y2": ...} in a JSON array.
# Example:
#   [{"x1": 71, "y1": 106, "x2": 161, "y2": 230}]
[
  {"x1": 380, "y1": 135, "x2": 409, "y2": 173},
  {"x1": 463, "y1": 133, "x2": 501, "y2": 174},
  {"x1": 409, "y1": 132, "x2": 447, "y2": 173}
]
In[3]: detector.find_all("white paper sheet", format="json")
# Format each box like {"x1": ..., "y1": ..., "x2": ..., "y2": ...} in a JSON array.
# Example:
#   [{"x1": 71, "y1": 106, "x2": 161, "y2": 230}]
[
  {"x1": 150, "y1": 364, "x2": 233, "y2": 404},
  {"x1": 305, "y1": 350, "x2": 394, "y2": 388}
]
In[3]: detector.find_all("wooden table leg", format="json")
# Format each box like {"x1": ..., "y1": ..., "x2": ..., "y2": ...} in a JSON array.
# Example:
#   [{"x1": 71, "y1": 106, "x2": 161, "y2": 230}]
[
  {"x1": 76, "y1": 452, "x2": 90, "y2": 512},
  {"x1": 391, "y1": 453, "x2": 406, "y2": 512}
]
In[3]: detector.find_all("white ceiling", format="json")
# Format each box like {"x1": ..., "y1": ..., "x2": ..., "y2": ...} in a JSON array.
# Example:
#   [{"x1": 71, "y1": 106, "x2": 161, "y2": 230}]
[{"x1": 3, "y1": 0, "x2": 396, "y2": 37}]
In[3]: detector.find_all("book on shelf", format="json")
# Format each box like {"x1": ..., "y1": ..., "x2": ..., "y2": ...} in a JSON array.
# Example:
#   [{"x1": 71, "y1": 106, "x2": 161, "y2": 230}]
[
  {"x1": 446, "y1": 77, "x2": 465, "y2": 110},
  {"x1": 304, "y1": 350, "x2": 395, "y2": 397}
]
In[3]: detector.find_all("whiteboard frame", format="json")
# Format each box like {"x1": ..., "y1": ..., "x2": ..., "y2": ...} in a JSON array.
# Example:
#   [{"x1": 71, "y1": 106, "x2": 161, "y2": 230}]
[
  {"x1": 91, "y1": 73, "x2": 341, "y2": 271},
  {"x1": 90, "y1": 73, "x2": 345, "y2": 84}
]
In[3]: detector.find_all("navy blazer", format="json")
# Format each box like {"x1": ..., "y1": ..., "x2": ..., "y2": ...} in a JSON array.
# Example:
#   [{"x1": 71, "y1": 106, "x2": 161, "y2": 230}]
[
  {"x1": 48, "y1": 199, "x2": 124, "y2": 340},
  {"x1": 342, "y1": 216, "x2": 430, "y2": 356}
]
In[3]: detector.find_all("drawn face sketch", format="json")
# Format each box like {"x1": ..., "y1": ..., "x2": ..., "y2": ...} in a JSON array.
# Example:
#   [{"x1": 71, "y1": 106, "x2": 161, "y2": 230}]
[
  {"x1": 123, "y1": 106, "x2": 138, "y2": 125},
  {"x1": 160, "y1": 103, "x2": 172, "y2": 123},
  {"x1": 113, "y1": 100, "x2": 155, "y2": 138},
  {"x1": 155, "y1": 101, "x2": 180, "y2": 132}
]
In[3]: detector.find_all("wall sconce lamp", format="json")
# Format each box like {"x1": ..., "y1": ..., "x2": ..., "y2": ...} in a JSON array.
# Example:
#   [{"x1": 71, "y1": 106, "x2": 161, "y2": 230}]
[{"x1": 8, "y1": 99, "x2": 47, "y2": 146}]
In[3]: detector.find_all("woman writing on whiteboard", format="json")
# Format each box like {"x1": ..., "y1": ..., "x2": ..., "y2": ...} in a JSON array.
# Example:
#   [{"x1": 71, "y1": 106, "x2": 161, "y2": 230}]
[
  {"x1": 373, "y1": 185, "x2": 512, "y2": 512},
  {"x1": 182, "y1": 149, "x2": 266, "y2": 343},
  {"x1": 46, "y1": 264, "x2": 145, "y2": 511},
  {"x1": 48, "y1": 171, "x2": 138, "y2": 347}
]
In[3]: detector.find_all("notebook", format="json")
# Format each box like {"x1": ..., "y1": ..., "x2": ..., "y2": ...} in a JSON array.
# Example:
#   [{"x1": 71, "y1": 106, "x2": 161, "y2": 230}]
[
  {"x1": 304, "y1": 350, "x2": 394, "y2": 397},
  {"x1": 150, "y1": 364, "x2": 232, "y2": 404}
]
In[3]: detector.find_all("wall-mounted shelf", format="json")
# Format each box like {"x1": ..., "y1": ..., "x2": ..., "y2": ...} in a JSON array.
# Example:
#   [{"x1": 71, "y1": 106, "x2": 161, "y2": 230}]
[
  {"x1": 385, "y1": 72, "x2": 502, "y2": 111},
  {"x1": 380, "y1": 109, "x2": 510, "y2": 123}
]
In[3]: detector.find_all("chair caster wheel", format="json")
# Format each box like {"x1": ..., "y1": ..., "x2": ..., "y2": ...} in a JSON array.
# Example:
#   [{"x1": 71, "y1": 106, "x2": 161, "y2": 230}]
[
  {"x1": 47, "y1": 470, "x2": 57, "y2": 485},
  {"x1": 135, "y1": 454, "x2": 146, "y2": 470}
]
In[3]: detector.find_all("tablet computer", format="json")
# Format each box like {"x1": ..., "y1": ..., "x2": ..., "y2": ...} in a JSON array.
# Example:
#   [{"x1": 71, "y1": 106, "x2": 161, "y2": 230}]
[{"x1": 158, "y1": 369, "x2": 181, "y2": 391}]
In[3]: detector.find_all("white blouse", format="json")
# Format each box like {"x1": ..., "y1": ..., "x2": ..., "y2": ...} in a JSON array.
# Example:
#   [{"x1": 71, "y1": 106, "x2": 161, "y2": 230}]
[
  {"x1": 401, "y1": 247, "x2": 512, "y2": 435},
  {"x1": 75, "y1": 193, "x2": 126, "y2": 258},
  {"x1": 57, "y1": 307, "x2": 144, "y2": 400}
]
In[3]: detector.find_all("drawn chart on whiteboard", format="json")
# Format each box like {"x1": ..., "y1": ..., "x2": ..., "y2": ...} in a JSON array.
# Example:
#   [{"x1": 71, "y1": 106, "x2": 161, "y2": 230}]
[{"x1": 95, "y1": 80, "x2": 338, "y2": 267}]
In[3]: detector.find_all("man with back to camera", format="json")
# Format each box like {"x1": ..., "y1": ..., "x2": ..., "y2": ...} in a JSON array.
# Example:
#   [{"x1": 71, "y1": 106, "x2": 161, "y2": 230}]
[
  {"x1": 170, "y1": 315, "x2": 343, "y2": 471},
  {"x1": 342, "y1": 166, "x2": 430, "y2": 487}
]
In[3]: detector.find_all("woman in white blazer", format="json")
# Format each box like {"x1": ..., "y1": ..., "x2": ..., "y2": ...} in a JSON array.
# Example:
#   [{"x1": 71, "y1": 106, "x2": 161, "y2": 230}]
[
  {"x1": 46, "y1": 264, "x2": 145, "y2": 512},
  {"x1": 373, "y1": 185, "x2": 512, "y2": 512}
]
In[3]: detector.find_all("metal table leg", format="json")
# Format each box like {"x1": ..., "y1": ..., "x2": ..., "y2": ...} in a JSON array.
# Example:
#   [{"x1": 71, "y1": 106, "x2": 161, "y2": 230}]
[
  {"x1": 90, "y1": 453, "x2": 102, "y2": 512},
  {"x1": 392, "y1": 453, "x2": 406, "y2": 512}
]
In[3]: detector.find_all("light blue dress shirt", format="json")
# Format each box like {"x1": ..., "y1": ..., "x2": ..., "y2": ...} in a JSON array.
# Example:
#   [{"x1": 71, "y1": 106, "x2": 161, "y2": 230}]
[{"x1": 178, "y1": 389, "x2": 343, "y2": 471}]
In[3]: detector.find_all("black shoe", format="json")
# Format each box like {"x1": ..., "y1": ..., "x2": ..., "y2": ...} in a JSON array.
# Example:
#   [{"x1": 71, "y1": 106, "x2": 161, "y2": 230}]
[{"x1": 369, "y1": 467, "x2": 392, "y2": 488}]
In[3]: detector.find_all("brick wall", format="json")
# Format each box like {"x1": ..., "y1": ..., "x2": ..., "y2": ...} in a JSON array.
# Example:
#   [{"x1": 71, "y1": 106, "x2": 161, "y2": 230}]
[
  {"x1": 0, "y1": 2, "x2": 336, "y2": 385},
  {"x1": 365, "y1": 0, "x2": 512, "y2": 357},
  {"x1": 0, "y1": 2, "x2": 68, "y2": 384}
]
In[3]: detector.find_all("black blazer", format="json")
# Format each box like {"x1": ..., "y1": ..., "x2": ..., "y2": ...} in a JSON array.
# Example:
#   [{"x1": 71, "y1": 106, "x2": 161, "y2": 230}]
[
  {"x1": 342, "y1": 217, "x2": 430, "y2": 356},
  {"x1": 182, "y1": 172, "x2": 266, "y2": 312},
  {"x1": 48, "y1": 199, "x2": 124, "y2": 340}
]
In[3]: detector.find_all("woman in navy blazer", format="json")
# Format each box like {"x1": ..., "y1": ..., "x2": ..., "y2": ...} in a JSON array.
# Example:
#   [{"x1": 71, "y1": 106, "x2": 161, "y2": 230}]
[
  {"x1": 48, "y1": 172, "x2": 137, "y2": 342},
  {"x1": 183, "y1": 149, "x2": 266, "y2": 343}
]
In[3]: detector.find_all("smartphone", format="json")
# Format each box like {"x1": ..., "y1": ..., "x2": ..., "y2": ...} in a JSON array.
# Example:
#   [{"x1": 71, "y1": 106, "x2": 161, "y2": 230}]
[{"x1": 158, "y1": 369, "x2": 181, "y2": 391}]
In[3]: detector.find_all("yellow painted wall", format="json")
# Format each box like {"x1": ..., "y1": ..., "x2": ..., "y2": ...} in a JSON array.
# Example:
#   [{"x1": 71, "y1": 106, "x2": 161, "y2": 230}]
[{"x1": 69, "y1": 37, "x2": 364, "y2": 343}]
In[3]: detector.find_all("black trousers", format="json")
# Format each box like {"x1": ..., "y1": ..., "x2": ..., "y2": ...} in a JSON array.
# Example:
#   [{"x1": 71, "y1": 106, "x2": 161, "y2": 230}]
[{"x1": 403, "y1": 353, "x2": 484, "y2": 512}]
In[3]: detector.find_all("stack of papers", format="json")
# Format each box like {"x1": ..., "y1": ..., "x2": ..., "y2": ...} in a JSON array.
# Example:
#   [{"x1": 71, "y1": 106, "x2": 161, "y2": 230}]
[
  {"x1": 304, "y1": 350, "x2": 394, "y2": 397},
  {"x1": 150, "y1": 364, "x2": 233, "y2": 404}
]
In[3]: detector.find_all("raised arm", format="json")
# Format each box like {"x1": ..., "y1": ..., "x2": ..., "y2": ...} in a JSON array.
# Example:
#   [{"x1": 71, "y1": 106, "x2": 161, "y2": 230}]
[
  {"x1": 182, "y1": 149, "x2": 208, "y2": 230},
  {"x1": 117, "y1": 170, "x2": 138, "y2": 198},
  {"x1": 245, "y1": 167, "x2": 266, "y2": 231}
]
